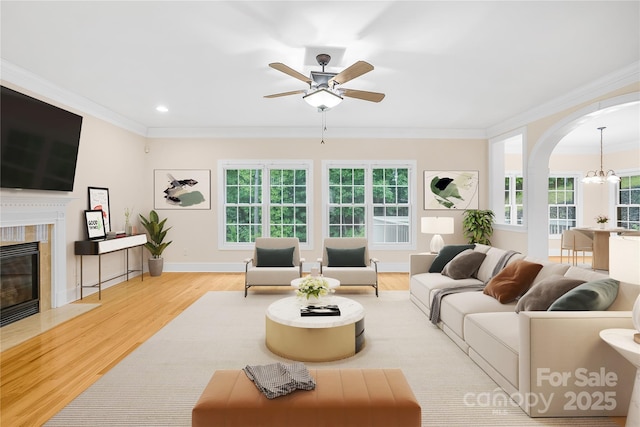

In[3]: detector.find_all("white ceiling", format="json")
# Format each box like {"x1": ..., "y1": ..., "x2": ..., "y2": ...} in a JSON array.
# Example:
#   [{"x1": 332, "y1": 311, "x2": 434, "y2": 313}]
[{"x1": 1, "y1": 1, "x2": 639, "y2": 149}]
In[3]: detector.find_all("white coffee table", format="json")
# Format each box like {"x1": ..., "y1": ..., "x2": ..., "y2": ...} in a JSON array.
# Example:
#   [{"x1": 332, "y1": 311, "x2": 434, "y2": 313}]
[{"x1": 265, "y1": 296, "x2": 365, "y2": 362}]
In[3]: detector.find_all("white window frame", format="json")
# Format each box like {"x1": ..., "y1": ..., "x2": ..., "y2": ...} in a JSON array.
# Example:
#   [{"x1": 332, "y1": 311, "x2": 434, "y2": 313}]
[
  {"x1": 615, "y1": 170, "x2": 640, "y2": 231},
  {"x1": 548, "y1": 174, "x2": 579, "y2": 236},
  {"x1": 218, "y1": 160, "x2": 313, "y2": 250},
  {"x1": 322, "y1": 160, "x2": 417, "y2": 251}
]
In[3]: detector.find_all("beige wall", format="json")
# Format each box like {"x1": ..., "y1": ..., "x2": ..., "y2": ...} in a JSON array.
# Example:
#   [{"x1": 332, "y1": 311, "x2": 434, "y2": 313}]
[
  {"x1": 143, "y1": 137, "x2": 487, "y2": 268},
  {"x1": 0, "y1": 81, "x2": 148, "y2": 301},
  {"x1": 492, "y1": 84, "x2": 640, "y2": 257}
]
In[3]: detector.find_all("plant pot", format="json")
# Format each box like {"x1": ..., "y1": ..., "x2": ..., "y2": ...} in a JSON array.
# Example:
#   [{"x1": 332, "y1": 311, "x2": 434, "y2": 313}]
[
  {"x1": 599, "y1": 223, "x2": 606, "y2": 229},
  {"x1": 148, "y1": 257, "x2": 164, "y2": 277}
]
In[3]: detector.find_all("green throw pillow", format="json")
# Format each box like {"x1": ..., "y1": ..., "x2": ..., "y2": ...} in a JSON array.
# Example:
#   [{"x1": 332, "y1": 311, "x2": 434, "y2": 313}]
[
  {"x1": 326, "y1": 247, "x2": 366, "y2": 267},
  {"x1": 428, "y1": 244, "x2": 475, "y2": 273},
  {"x1": 256, "y1": 247, "x2": 295, "y2": 267},
  {"x1": 548, "y1": 278, "x2": 619, "y2": 311}
]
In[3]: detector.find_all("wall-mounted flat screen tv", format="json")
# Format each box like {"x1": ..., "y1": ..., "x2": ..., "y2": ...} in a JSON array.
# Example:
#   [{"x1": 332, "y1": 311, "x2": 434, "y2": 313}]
[{"x1": 1, "y1": 86, "x2": 83, "y2": 192}]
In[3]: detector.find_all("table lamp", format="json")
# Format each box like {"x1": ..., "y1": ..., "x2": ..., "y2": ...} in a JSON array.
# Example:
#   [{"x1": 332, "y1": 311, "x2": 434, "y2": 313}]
[
  {"x1": 609, "y1": 235, "x2": 640, "y2": 343},
  {"x1": 421, "y1": 217, "x2": 454, "y2": 253}
]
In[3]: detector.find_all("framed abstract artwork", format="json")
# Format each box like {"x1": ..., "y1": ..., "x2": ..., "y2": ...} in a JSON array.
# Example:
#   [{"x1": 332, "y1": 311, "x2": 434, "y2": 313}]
[
  {"x1": 424, "y1": 170, "x2": 479, "y2": 210},
  {"x1": 154, "y1": 169, "x2": 211, "y2": 210},
  {"x1": 88, "y1": 186, "x2": 111, "y2": 232}
]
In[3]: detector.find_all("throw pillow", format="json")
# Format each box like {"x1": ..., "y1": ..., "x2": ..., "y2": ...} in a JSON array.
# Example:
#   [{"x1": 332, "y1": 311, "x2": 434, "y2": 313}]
[
  {"x1": 515, "y1": 276, "x2": 585, "y2": 313},
  {"x1": 441, "y1": 249, "x2": 487, "y2": 280},
  {"x1": 428, "y1": 244, "x2": 476, "y2": 273},
  {"x1": 483, "y1": 259, "x2": 543, "y2": 303},
  {"x1": 256, "y1": 247, "x2": 295, "y2": 267},
  {"x1": 326, "y1": 247, "x2": 366, "y2": 267},
  {"x1": 548, "y1": 278, "x2": 620, "y2": 311}
]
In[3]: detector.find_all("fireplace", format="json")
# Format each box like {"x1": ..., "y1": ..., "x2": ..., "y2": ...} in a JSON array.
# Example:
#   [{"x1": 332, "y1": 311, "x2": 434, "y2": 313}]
[{"x1": 0, "y1": 242, "x2": 40, "y2": 327}]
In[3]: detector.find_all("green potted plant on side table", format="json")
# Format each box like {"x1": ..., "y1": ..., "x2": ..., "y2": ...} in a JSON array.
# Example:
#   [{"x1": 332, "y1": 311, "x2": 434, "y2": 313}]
[
  {"x1": 462, "y1": 209, "x2": 495, "y2": 245},
  {"x1": 139, "y1": 210, "x2": 172, "y2": 276}
]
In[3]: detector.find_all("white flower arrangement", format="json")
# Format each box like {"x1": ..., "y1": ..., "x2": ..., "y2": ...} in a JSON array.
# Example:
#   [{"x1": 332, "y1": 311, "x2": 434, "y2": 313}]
[{"x1": 296, "y1": 276, "x2": 334, "y2": 300}]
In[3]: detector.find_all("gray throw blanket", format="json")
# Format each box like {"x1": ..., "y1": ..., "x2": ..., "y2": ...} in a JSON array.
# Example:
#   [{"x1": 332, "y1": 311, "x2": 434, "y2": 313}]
[
  {"x1": 429, "y1": 249, "x2": 520, "y2": 325},
  {"x1": 243, "y1": 362, "x2": 315, "y2": 399}
]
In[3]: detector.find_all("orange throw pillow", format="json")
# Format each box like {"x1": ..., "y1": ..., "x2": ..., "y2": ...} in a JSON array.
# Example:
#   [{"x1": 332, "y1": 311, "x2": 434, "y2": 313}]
[{"x1": 483, "y1": 259, "x2": 543, "y2": 303}]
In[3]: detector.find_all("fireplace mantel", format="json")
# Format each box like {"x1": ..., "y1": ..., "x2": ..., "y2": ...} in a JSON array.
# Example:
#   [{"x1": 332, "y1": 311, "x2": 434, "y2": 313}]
[{"x1": 1, "y1": 194, "x2": 76, "y2": 308}]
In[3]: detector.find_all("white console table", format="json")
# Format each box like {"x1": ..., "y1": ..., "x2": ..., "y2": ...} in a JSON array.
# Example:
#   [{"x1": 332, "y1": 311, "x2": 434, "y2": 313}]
[{"x1": 74, "y1": 234, "x2": 147, "y2": 299}]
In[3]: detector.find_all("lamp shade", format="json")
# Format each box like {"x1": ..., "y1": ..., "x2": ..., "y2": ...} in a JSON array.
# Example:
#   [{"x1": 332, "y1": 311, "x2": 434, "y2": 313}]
[
  {"x1": 609, "y1": 235, "x2": 640, "y2": 334},
  {"x1": 421, "y1": 217, "x2": 454, "y2": 253},
  {"x1": 421, "y1": 217, "x2": 454, "y2": 235}
]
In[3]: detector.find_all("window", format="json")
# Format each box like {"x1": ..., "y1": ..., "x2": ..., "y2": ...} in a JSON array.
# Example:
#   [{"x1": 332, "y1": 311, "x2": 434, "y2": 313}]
[
  {"x1": 504, "y1": 175, "x2": 523, "y2": 225},
  {"x1": 617, "y1": 174, "x2": 640, "y2": 230},
  {"x1": 325, "y1": 161, "x2": 415, "y2": 249},
  {"x1": 222, "y1": 162, "x2": 310, "y2": 246},
  {"x1": 548, "y1": 176, "x2": 576, "y2": 235},
  {"x1": 489, "y1": 130, "x2": 525, "y2": 226}
]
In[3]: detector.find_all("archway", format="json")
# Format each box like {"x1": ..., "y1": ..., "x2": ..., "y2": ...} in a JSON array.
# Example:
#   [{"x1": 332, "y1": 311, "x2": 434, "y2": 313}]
[{"x1": 527, "y1": 92, "x2": 639, "y2": 258}]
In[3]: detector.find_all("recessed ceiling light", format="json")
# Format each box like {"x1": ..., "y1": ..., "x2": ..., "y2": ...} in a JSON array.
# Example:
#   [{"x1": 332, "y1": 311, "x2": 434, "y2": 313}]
[{"x1": 156, "y1": 105, "x2": 169, "y2": 113}]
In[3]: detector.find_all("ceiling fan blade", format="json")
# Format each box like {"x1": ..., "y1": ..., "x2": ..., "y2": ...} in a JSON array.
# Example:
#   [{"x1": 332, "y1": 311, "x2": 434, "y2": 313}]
[
  {"x1": 264, "y1": 90, "x2": 306, "y2": 99},
  {"x1": 341, "y1": 89, "x2": 385, "y2": 103},
  {"x1": 328, "y1": 61, "x2": 374, "y2": 86},
  {"x1": 269, "y1": 63, "x2": 311, "y2": 84}
]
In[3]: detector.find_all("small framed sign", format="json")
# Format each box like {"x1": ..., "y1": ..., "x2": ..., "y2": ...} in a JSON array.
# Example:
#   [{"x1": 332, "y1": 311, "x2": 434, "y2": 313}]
[{"x1": 84, "y1": 209, "x2": 107, "y2": 240}]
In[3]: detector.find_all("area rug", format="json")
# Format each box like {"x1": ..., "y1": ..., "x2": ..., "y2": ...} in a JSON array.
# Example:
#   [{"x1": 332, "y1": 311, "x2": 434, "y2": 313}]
[{"x1": 46, "y1": 291, "x2": 617, "y2": 426}]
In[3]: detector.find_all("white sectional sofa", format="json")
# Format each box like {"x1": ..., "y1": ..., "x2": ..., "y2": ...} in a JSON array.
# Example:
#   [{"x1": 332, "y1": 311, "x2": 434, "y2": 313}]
[{"x1": 409, "y1": 244, "x2": 639, "y2": 418}]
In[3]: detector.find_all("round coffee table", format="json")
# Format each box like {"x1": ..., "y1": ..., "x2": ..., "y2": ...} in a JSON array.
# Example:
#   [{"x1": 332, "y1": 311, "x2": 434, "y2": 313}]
[{"x1": 265, "y1": 296, "x2": 365, "y2": 362}]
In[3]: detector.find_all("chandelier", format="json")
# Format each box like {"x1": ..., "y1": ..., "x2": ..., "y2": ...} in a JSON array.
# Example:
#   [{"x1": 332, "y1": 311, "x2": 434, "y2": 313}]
[{"x1": 582, "y1": 127, "x2": 620, "y2": 184}]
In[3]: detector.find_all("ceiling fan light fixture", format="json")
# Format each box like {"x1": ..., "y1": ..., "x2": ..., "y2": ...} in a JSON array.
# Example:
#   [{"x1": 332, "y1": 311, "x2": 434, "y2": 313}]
[{"x1": 303, "y1": 88, "x2": 343, "y2": 111}]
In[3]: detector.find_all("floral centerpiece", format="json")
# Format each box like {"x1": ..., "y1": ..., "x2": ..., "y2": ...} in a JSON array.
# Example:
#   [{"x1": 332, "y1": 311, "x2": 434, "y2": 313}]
[
  {"x1": 296, "y1": 276, "x2": 334, "y2": 301},
  {"x1": 595, "y1": 215, "x2": 609, "y2": 229}
]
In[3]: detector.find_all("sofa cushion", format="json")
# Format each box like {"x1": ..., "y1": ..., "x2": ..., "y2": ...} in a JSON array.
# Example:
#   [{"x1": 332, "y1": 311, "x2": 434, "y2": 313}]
[
  {"x1": 256, "y1": 247, "x2": 295, "y2": 267},
  {"x1": 515, "y1": 275, "x2": 585, "y2": 313},
  {"x1": 483, "y1": 260, "x2": 543, "y2": 303},
  {"x1": 464, "y1": 312, "x2": 520, "y2": 389},
  {"x1": 442, "y1": 249, "x2": 486, "y2": 280},
  {"x1": 428, "y1": 244, "x2": 475, "y2": 273},
  {"x1": 548, "y1": 278, "x2": 620, "y2": 311},
  {"x1": 439, "y1": 291, "x2": 516, "y2": 340},
  {"x1": 326, "y1": 247, "x2": 366, "y2": 267},
  {"x1": 475, "y1": 247, "x2": 524, "y2": 283}
]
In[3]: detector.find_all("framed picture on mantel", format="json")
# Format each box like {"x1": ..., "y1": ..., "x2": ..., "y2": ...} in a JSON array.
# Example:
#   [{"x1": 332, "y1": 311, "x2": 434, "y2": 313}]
[{"x1": 88, "y1": 186, "x2": 111, "y2": 232}]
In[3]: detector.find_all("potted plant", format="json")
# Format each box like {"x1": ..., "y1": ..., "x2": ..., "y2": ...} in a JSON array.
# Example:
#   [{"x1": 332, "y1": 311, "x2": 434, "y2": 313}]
[
  {"x1": 462, "y1": 209, "x2": 495, "y2": 245},
  {"x1": 595, "y1": 214, "x2": 609, "y2": 229},
  {"x1": 139, "y1": 210, "x2": 172, "y2": 276}
]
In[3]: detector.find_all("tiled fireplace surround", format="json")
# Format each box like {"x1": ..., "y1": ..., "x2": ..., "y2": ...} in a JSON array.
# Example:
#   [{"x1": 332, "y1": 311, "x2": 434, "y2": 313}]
[{"x1": 1, "y1": 195, "x2": 73, "y2": 309}]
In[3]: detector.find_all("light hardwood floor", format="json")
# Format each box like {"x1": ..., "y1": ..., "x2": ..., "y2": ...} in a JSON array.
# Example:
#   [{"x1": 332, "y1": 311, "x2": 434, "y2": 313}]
[
  {"x1": 0, "y1": 272, "x2": 407, "y2": 426},
  {"x1": 0, "y1": 269, "x2": 624, "y2": 427}
]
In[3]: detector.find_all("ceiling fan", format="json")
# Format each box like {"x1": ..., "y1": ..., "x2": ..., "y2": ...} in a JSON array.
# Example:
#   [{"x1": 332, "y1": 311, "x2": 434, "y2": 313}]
[{"x1": 264, "y1": 53, "x2": 385, "y2": 111}]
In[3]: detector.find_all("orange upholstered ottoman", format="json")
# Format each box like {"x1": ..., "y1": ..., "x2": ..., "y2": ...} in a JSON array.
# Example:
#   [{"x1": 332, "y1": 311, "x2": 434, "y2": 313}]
[{"x1": 192, "y1": 368, "x2": 421, "y2": 427}]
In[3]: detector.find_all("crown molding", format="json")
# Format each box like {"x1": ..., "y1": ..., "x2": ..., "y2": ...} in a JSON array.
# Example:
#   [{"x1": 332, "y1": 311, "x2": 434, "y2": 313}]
[
  {"x1": 145, "y1": 126, "x2": 487, "y2": 139},
  {"x1": 1, "y1": 60, "x2": 147, "y2": 136},
  {"x1": 487, "y1": 61, "x2": 640, "y2": 139}
]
